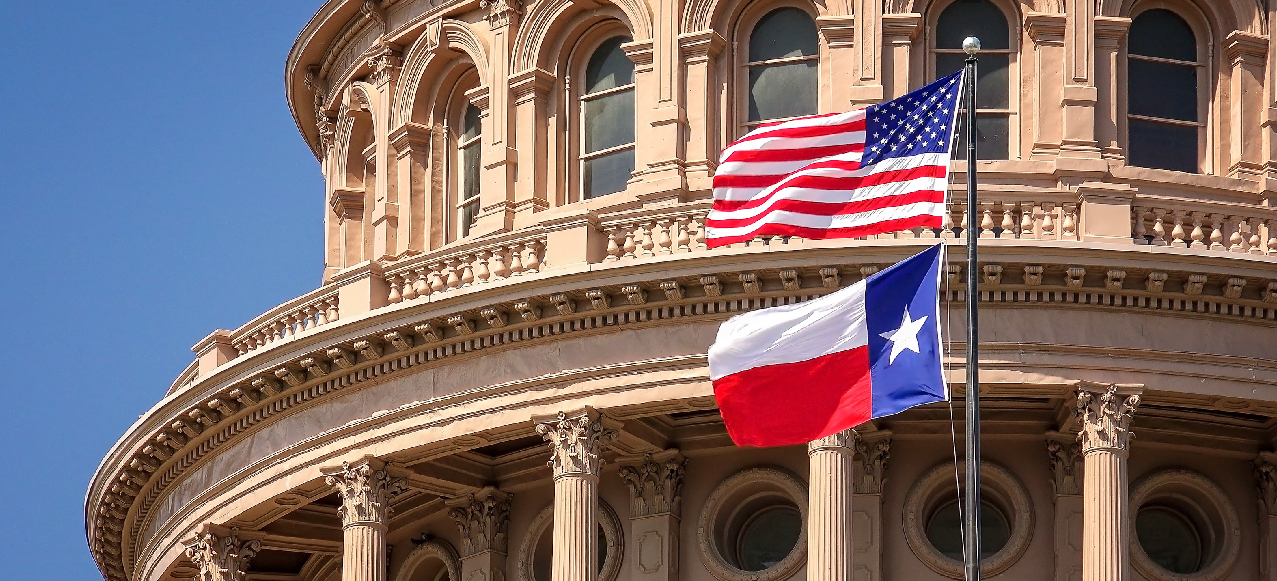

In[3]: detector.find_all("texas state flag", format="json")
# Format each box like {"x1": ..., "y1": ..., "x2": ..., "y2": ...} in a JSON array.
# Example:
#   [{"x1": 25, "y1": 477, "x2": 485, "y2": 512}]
[{"x1": 708, "y1": 244, "x2": 946, "y2": 447}]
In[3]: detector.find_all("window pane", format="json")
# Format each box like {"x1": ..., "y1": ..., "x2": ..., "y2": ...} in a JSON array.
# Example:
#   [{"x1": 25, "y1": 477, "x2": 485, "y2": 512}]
[
  {"x1": 936, "y1": 53, "x2": 1008, "y2": 109},
  {"x1": 584, "y1": 89, "x2": 635, "y2": 153},
  {"x1": 748, "y1": 61, "x2": 817, "y2": 122},
  {"x1": 584, "y1": 148, "x2": 634, "y2": 198},
  {"x1": 585, "y1": 37, "x2": 634, "y2": 94},
  {"x1": 1128, "y1": 119, "x2": 1197, "y2": 172},
  {"x1": 462, "y1": 104, "x2": 481, "y2": 141},
  {"x1": 936, "y1": 0, "x2": 1009, "y2": 50},
  {"x1": 1130, "y1": 9, "x2": 1196, "y2": 62},
  {"x1": 1136, "y1": 507, "x2": 1203, "y2": 574},
  {"x1": 1129, "y1": 59, "x2": 1197, "y2": 122},
  {"x1": 925, "y1": 500, "x2": 1011, "y2": 560},
  {"x1": 749, "y1": 8, "x2": 819, "y2": 62},
  {"x1": 737, "y1": 507, "x2": 802, "y2": 572},
  {"x1": 953, "y1": 113, "x2": 1009, "y2": 160}
]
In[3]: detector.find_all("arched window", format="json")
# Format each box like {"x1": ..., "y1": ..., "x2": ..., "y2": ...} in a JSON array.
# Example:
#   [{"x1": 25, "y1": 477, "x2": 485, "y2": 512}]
[
  {"x1": 743, "y1": 7, "x2": 818, "y2": 130},
  {"x1": 581, "y1": 36, "x2": 636, "y2": 199},
  {"x1": 456, "y1": 103, "x2": 482, "y2": 238},
  {"x1": 1127, "y1": 9, "x2": 1201, "y2": 173},
  {"x1": 933, "y1": 0, "x2": 1012, "y2": 159}
]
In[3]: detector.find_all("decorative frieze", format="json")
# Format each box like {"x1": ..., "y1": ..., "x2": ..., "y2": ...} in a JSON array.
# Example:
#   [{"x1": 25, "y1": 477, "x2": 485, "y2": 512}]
[
  {"x1": 854, "y1": 433, "x2": 891, "y2": 495},
  {"x1": 447, "y1": 487, "x2": 512, "y2": 556},
  {"x1": 1257, "y1": 453, "x2": 1277, "y2": 517},
  {"x1": 1076, "y1": 383, "x2": 1141, "y2": 453},
  {"x1": 535, "y1": 408, "x2": 619, "y2": 478},
  {"x1": 183, "y1": 524, "x2": 263, "y2": 581},
  {"x1": 1046, "y1": 433, "x2": 1083, "y2": 496},
  {"x1": 618, "y1": 450, "x2": 686, "y2": 518},
  {"x1": 321, "y1": 458, "x2": 407, "y2": 527}
]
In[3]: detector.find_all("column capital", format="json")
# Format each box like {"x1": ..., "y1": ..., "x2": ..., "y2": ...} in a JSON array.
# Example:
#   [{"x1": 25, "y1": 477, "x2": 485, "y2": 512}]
[
  {"x1": 534, "y1": 407, "x2": 621, "y2": 479},
  {"x1": 1075, "y1": 382, "x2": 1142, "y2": 454},
  {"x1": 809, "y1": 429, "x2": 857, "y2": 453},
  {"x1": 618, "y1": 449, "x2": 686, "y2": 518},
  {"x1": 480, "y1": 0, "x2": 522, "y2": 29},
  {"x1": 854, "y1": 431, "x2": 892, "y2": 495},
  {"x1": 365, "y1": 43, "x2": 403, "y2": 87},
  {"x1": 183, "y1": 524, "x2": 265, "y2": 581},
  {"x1": 881, "y1": 13, "x2": 922, "y2": 41},
  {"x1": 1257, "y1": 452, "x2": 1277, "y2": 517},
  {"x1": 1046, "y1": 431, "x2": 1083, "y2": 496},
  {"x1": 321, "y1": 456, "x2": 407, "y2": 528},
  {"x1": 447, "y1": 486, "x2": 512, "y2": 556}
]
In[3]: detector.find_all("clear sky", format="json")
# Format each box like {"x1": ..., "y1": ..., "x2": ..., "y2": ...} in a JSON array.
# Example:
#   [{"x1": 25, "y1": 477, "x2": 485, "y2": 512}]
[{"x1": 0, "y1": 2, "x2": 327, "y2": 578}]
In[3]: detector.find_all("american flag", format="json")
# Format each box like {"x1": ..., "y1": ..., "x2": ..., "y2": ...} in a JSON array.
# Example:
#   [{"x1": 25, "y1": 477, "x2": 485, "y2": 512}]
[{"x1": 706, "y1": 71, "x2": 965, "y2": 248}]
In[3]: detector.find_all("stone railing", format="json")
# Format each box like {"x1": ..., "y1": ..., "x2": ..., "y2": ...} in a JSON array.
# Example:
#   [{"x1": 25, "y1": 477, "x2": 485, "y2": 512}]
[
  {"x1": 933, "y1": 198, "x2": 1080, "y2": 240},
  {"x1": 165, "y1": 361, "x2": 200, "y2": 396},
  {"x1": 597, "y1": 202, "x2": 711, "y2": 260},
  {"x1": 382, "y1": 228, "x2": 548, "y2": 305},
  {"x1": 1132, "y1": 198, "x2": 1277, "y2": 253},
  {"x1": 229, "y1": 286, "x2": 341, "y2": 356}
]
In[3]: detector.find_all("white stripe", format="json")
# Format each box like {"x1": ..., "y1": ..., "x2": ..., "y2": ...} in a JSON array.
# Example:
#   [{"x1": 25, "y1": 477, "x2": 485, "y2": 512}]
[
  {"x1": 722, "y1": 110, "x2": 867, "y2": 157},
  {"x1": 708, "y1": 280, "x2": 868, "y2": 380},
  {"x1": 705, "y1": 201, "x2": 946, "y2": 237},
  {"x1": 716, "y1": 151, "x2": 865, "y2": 182},
  {"x1": 707, "y1": 176, "x2": 947, "y2": 221},
  {"x1": 722, "y1": 131, "x2": 866, "y2": 157}
]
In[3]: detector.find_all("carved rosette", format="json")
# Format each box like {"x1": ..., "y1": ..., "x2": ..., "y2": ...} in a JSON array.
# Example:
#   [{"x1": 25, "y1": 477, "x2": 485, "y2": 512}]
[
  {"x1": 535, "y1": 408, "x2": 618, "y2": 479},
  {"x1": 447, "y1": 487, "x2": 512, "y2": 556},
  {"x1": 1256, "y1": 453, "x2": 1277, "y2": 517},
  {"x1": 183, "y1": 525, "x2": 262, "y2": 581},
  {"x1": 480, "y1": 0, "x2": 523, "y2": 28},
  {"x1": 618, "y1": 451, "x2": 686, "y2": 518},
  {"x1": 1046, "y1": 435, "x2": 1083, "y2": 496},
  {"x1": 1076, "y1": 384, "x2": 1141, "y2": 453},
  {"x1": 854, "y1": 435, "x2": 892, "y2": 495},
  {"x1": 322, "y1": 459, "x2": 407, "y2": 527}
]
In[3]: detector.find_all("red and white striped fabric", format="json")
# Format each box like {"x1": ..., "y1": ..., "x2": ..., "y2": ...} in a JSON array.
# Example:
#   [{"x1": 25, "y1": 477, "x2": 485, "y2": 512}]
[{"x1": 706, "y1": 72, "x2": 964, "y2": 248}]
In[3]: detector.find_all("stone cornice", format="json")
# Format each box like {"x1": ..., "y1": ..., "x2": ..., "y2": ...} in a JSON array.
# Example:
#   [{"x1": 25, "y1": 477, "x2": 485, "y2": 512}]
[{"x1": 86, "y1": 242, "x2": 1277, "y2": 581}]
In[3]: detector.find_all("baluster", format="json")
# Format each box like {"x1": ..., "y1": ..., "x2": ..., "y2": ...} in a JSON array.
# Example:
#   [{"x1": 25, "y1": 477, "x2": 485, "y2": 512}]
[
  {"x1": 299, "y1": 307, "x2": 315, "y2": 332},
  {"x1": 1227, "y1": 216, "x2": 1245, "y2": 252},
  {"x1": 1247, "y1": 218, "x2": 1264, "y2": 254},
  {"x1": 525, "y1": 240, "x2": 543, "y2": 272},
  {"x1": 1267, "y1": 219, "x2": 1277, "y2": 255},
  {"x1": 940, "y1": 206, "x2": 956, "y2": 238},
  {"x1": 1150, "y1": 209, "x2": 1167, "y2": 245},
  {"x1": 401, "y1": 271, "x2": 418, "y2": 301},
  {"x1": 488, "y1": 249, "x2": 508, "y2": 279},
  {"x1": 429, "y1": 263, "x2": 446, "y2": 293},
  {"x1": 605, "y1": 229, "x2": 623, "y2": 261},
  {"x1": 326, "y1": 298, "x2": 340, "y2": 323},
  {"x1": 693, "y1": 217, "x2": 707, "y2": 250},
  {"x1": 1170, "y1": 210, "x2": 1187, "y2": 247},
  {"x1": 959, "y1": 204, "x2": 970, "y2": 238},
  {"x1": 286, "y1": 314, "x2": 301, "y2": 340},
  {"x1": 444, "y1": 259, "x2": 462, "y2": 288},
  {"x1": 475, "y1": 250, "x2": 492, "y2": 284},
  {"x1": 508, "y1": 243, "x2": 525, "y2": 275},
  {"x1": 622, "y1": 226, "x2": 638, "y2": 258},
  {"x1": 1207, "y1": 213, "x2": 1224, "y2": 250},
  {"x1": 676, "y1": 218, "x2": 692, "y2": 251},
  {"x1": 1041, "y1": 203, "x2": 1056, "y2": 239},
  {"x1": 460, "y1": 255, "x2": 476, "y2": 287},
  {"x1": 388, "y1": 274, "x2": 403, "y2": 303},
  {"x1": 999, "y1": 202, "x2": 1013, "y2": 238},
  {"x1": 1018, "y1": 202, "x2": 1034, "y2": 239},
  {"x1": 315, "y1": 301, "x2": 329, "y2": 326},
  {"x1": 271, "y1": 321, "x2": 286, "y2": 344},
  {"x1": 657, "y1": 220, "x2": 674, "y2": 254},
  {"x1": 412, "y1": 268, "x2": 430, "y2": 297},
  {"x1": 1061, "y1": 204, "x2": 1077, "y2": 239},
  {"x1": 639, "y1": 222, "x2": 656, "y2": 256},
  {"x1": 1189, "y1": 213, "x2": 1206, "y2": 249},
  {"x1": 979, "y1": 202, "x2": 995, "y2": 238},
  {"x1": 1132, "y1": 207, "x2": 1147, "y2": 245}
]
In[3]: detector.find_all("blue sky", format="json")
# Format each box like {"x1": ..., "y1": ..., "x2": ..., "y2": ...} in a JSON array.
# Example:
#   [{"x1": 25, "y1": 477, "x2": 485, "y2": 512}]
[{"x1": 0, "y1": 2, "x2": 325, "y2": 578}]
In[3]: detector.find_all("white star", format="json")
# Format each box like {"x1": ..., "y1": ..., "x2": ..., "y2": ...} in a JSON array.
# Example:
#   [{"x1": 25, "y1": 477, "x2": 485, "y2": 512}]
[{"x1": 879, "y1": 308, "x2": 929, "y2": 364}]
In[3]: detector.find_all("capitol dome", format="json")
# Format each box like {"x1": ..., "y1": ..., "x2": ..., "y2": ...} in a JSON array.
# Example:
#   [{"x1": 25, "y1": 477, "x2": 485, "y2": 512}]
[{"x1": 87, "y1": 1, "x2": 1277, "y2": 581}]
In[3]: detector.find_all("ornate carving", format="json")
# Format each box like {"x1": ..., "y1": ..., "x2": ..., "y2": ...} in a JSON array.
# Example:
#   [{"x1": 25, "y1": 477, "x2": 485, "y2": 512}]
[
  {"x1": 549, "y1": 292, "x2": 575, "y2": 314},
  {"x1": 480, "y1": 0, "x2": 523, "y2": 28},
  {"x1": 854, "y1": 434, "x2": 891, "y2": 494},
  {"x1": 700, "y1": 275, "x2": 722, "y2": 297},
  {"x1": 586, "y1": 289, "x2": 611, "y2": 310},
  {"x1": 321, "y1": 458, "x2": 406, "y2": 527},
  {"x1": 1045, "y1": 434, "x2": 1082, "y2": 496},
  {"x1": 183, "y1": 525, "x2": 262, "y2": 581},
  {"x1": 535, "y1": 408, "x2": 618, "y2": 478},
  {"x1": 778, "y1": 269, "x2": 800, "y2": 291},
  {"x1": 660, "y1": 280, "x2": 684, "y2": 300},
  {"x1": 619, "y1": 451, "x2": 686, "y2": 518},
  {"x1": 447, "y1": 487, "x2": 512, "y2": 556},
  {"x1": 622, "y1": 284, "x2": 648, "y2": 305},
  {"x1": 1024, "y1": 265, "x2": 1044, "y2": 286},
  {"x1": 739, "y1": 272, "x2": 760, "y2": 293},
  {"x1": 1076, "y1": 384, "x2": 1141, "y2": 453},
  {"x1": 1256, "y1": 453, "x2": 1277, "y2": 517},
  {"x1": 820, "y1": 267, "x2": 841, "y2": 288},
  {"x1": 365, "y1": 43, "x2": 402, "y2": 86},
  {"x1": 360, "y1": 0, "x2": 386, "y2": 31}
]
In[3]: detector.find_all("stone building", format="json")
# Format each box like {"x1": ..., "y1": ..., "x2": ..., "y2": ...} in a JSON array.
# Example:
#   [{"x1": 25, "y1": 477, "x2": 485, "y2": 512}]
[{"x1": 86, "y1": 0, "x2": 1277, "y2": 580}]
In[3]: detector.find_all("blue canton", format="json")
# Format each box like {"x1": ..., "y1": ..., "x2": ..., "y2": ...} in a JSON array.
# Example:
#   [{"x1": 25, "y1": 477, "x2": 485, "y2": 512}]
[{"x1": 861, "y1": 71, "x2": 964, "y2": 166}]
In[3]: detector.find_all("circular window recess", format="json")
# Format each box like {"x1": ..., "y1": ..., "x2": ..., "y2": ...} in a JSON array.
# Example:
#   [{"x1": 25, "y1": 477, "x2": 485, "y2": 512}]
[
  {"x1": 517, "y1": 500, "x2": 624, "y2": 581},
  {"x1": 1131, "y1": 469, "x2": 1240, "y2": 581},
  {"x1": 393, "y1": 539, "x2": 460, "y2": 581},
  {"x1": 697, "y1": 467, "x2": 809, "y2": 581},
  {"x1": 903, "y1": 461, "x2": 1035, "y2": 579}
]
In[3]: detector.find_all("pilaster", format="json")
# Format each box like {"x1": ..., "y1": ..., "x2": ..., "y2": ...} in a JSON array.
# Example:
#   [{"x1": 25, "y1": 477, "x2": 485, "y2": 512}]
[
  {"x1": 628, "y1": 0, "x2": 688, "y2": 202},
  {"x1": 852, "y1": 431, "x2": 891, "y2": 581},
  {"x1": 321, "y1": 457, "x2": 407, "y2": 581},
  {"x1": 880, "y1": 14, "x2": 921, "y2": 100},
  {"x1": 448, "y1": 487, "x2": 513, "y2": 581},
  {"x1": 677, "y1": 31, "x2": 725, "y2": 193},
  {"x1": 510, "y1": 69, "x2": 555, "y2": 228},
  {"x1": 619, "y1": 450, "x2": 685, "y2": 581},
  {"x1": 1093, "y1": 17, "x2": 1130, "y2": 160},
  {"x1": 1225, "y1": 31, "x2": 1269, "y2": 180},
  {"x1": 1257, "y1": 453, "x2": 1277, "y2": 581},
  {"x1": 183, "y1": 524, "x2": 265, "y2": 581},
  {"x1": 1026, "y1": 13, "x2": 1066, "y2": 160},
  {"x1": 808, "y1": 430, "x2": 856, "y2": 581},
  {"x1": 1076, "y1": 382, "x2": 1142, "y2": 581},
  {"x1": 474, "y1": 0, "x2": 522, "y2": 237},
  {"x1": 1047, "y1": 431, "x2": 1084, "y2": 581},
  {"x1": 367, "y1": 44, "x2": 404, "y2": 261},
  {"x1": 388, "y1": 122, "x2": 431, "y2": 256},
  {"x1": 1061, "y1": 0, "x2": 1100, "y2": 158},
  {"x1": 535, "y1": 407, "x2": 621, "y2": 581}
]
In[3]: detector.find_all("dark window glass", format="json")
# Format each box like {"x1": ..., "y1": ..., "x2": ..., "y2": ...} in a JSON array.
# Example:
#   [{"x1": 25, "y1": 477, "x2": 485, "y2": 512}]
[
  {"x1": 748, "y1": 8, "x2": 819, "y2": 62},
  {"x1": 736, "y1": 506, "x2": 803, "y2": 572},
  {"x1": 926, "y1": 500, "x2": 1011, "y2": 560},
  {"x1": 584, "y1": 90, "x2": 635, "y2": 153},
  {"x1": 953, "y1": 114, "x2": 1010, "y2": 160},
  {"x1": 936, "y1": 53, "x2": 1009, "y2": 109},
  {"x1": 1129, "y1": 9, "x2": 1196, "y2": 62},
  {"x1": 1128, "y1": 119, "x2": 1197, "y2": 172},
  {"x1": 1129, "y1": 59, "x2": 1197, "y2": 121},
  {"x1": 585, "y1": 36, "x2": 634, "y2": 94},
  {"x1": 936, "y1": 0, "x2": 1009, "y2": 50},
  {"x1": 459, "y1": 104, "x2": 482, "y2": 237},
  {"x1": 584, "y1": 148, "x2": 635, "y2": 199},
  {"x1": 462, "y1": 103, "x2": 481, "y2": 141},
  {"x1": 1136, "y1": 506, "x2": 1203, "y2": 574}
]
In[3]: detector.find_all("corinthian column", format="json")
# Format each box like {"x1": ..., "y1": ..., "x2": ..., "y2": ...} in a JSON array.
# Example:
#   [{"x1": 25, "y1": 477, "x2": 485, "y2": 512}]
[
  {"x1": 808, "y1": 429, "x2": 857, "y2": 581},
  {"x1": 535, "y1": 407, "x2": 620, "y2": 581},
  {"x1": 448, "y1": 487, "x2": 512, "y2": 581},
  {"x1": 1256, "y1": 453, "x2": 1277, "y2": 581},
  {"x1": 619, "y1": 450, "x2": 686, "y2": 581},
  {"x1": 1076, "y1": 383, "x2": 1141, "y2": 581},
  {"x1": 321, "y1": 457, "x2": 406, "y2": 581},
  {"x1": 184, "y1": 523, "x2": 265, "y2": 581}
]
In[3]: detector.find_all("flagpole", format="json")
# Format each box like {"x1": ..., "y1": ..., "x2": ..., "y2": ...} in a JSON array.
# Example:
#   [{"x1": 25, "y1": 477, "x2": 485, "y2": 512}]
[{"x1": 961, "y1": 36, "x2": 983, "y2": 581}]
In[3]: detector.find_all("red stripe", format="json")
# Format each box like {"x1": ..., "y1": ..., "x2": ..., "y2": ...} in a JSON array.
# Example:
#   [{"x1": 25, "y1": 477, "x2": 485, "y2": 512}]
[
  {"x1": 705, "y1": 214, "x2": 944, "y2": 248},
  {"x1": 713, "y1": 347, "x2": 873, "y2": 447},
  {"x1": 712, "y1": 158, "x2": 868, "y2": 189},
  {"x1": 734, "y1": 118, "x2": 867, "y2": 144},
  {"x1": 711, "y1": 165, "x2": 949, "y2": 212},
  {"x1": 724, "y1": 142, "x2": 864, "y2": 163},
  {"x1": 707, "y1": 190, "x2": 945, "y2": 228}
]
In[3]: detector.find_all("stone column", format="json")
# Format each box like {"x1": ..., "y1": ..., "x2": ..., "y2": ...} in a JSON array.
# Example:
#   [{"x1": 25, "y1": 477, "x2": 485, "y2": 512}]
[
  {"x1": 1076, "y1": 383, "x2": 1142, "y2": 581},
  {"x1": 184, "y1": 523, "x2": 265, "y2": 581},
  {"x1": 366, "y1": 43, "x2": 404, "y2": 261},
  {"x1": 808, "y1": 430, "x2": 856, "y2": 581},
  {"x1": 1256, "y1": 453, "x2": 1277, "y2": 581},
  {"x1": 1225, "y1": 32, "x2": 1269, "y2": 180},
  {"x1": 852, "y1": 432, "x2": 891, "y2": 581},
  {"x1": 473, "y1": 0, "x2": 521, "y2": 236},
  {"x1": 388, "y1": 123, "x2": 431, "y2": 255},
  {"x1": 535, "y1": 408, "x2": 620, "y2": 581},
  {"x1": 448, "y1": 487, "x2": 512, "y2": 581},
  {"x1": 1047, "y1": 431, "x2": 1084, "y2": 581},
  {"x1": 619, "y1": 450, "x2": 686, "y2": 581},
  {"x1": 321, "y1": 457, "x2": 406, "y2": 581}
]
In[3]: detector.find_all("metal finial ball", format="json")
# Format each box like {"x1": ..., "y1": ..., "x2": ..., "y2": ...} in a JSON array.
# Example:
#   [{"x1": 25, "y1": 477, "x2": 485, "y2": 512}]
[{"x1": 962, "y1": 36, "x2": 981, "y2": 55}]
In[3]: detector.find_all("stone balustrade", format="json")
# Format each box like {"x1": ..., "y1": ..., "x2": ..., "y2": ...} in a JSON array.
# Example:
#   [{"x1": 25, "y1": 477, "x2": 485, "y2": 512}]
[
  {"x1": 1132, "y1": 201, "x2": 1277, "y2": 253},
  {"x1": 598, "y1": 203, "x2": 711, "y2": 260},
  {"x1": 229, "y1": 288, "x2": 341, "y2": 356},
  {"x1": 933, "y1": 199, "x2": 1080, "y2": 241},
  {"x1": 382, "y1": 230, "x2": 548, "y2": 305}
]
